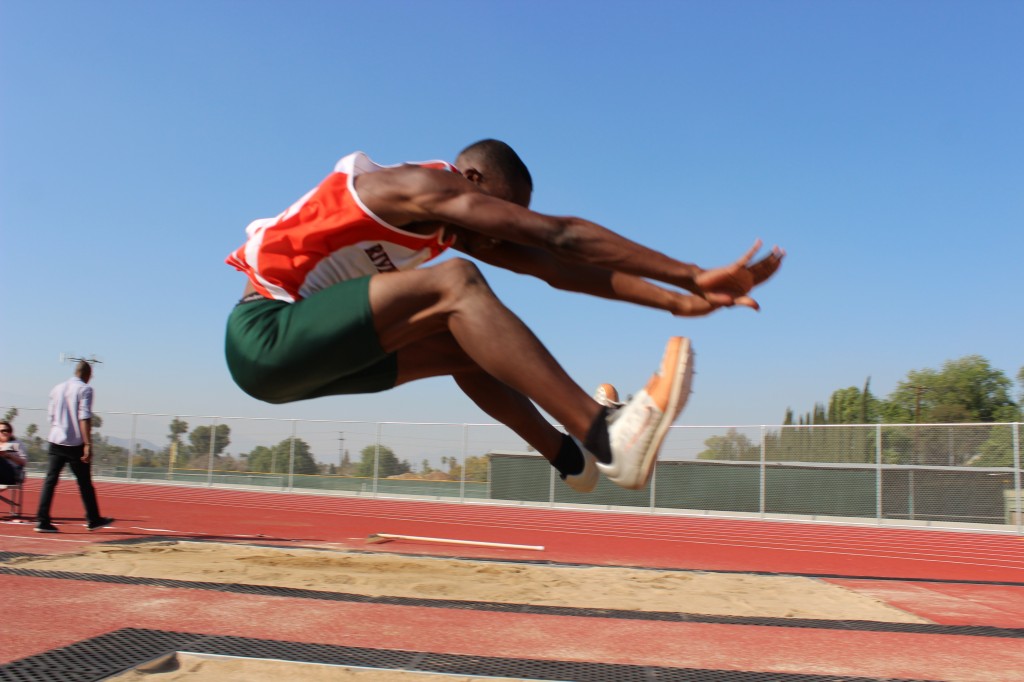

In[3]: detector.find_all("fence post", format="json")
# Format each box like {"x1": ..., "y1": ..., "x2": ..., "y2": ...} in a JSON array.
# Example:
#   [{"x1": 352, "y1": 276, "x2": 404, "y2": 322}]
[
  {"x1": 460, "y1": 424, "x2": 468, "y2": 503},
  {"x1": 287, "y1": 420, "x2": 297, "y2": 492},
  {"x1": 372, "y1": 422, "x2": 381, "y2": 497},
  {"x1": 875, "y1": 424, "x2": 883, "y2": 524},
  {"x1": 548, "y1": 457, "x2": 556, "y2": 508},
  {"x1": 759, "y1": 425, "x2": 766, "y2": 518},
  {"x1": 206, "y1": 417, "x2": 218, "y2": 487},
  {"x1": 908, "y1": 467, "x2": 915, "y2": 521},
  {"x1": 650, "y1": 427, "x2": 662, "y2": 513},
  {"x1": 1014, "y1": 423, "x2": 1021, "y2": 535},
  {"x1": 127, "y1": 413, "x2": 137, "y2": 481}
]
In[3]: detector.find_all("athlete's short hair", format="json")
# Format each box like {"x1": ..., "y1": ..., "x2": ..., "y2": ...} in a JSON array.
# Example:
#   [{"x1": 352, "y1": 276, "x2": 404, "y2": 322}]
[{"x1": 457, "y1": 139, "x2": 533, "y2": 194}]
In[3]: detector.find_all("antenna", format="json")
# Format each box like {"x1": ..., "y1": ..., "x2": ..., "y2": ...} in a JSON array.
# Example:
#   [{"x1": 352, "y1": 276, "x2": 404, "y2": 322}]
[{"x1": 61, "y1": 353, "x2": 103, "y2": 366}]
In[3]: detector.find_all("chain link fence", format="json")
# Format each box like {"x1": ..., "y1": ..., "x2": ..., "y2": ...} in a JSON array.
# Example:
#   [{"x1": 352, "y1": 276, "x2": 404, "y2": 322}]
[{"x1": 5, "y1": 407, "x2": 1021, "y2": 534}]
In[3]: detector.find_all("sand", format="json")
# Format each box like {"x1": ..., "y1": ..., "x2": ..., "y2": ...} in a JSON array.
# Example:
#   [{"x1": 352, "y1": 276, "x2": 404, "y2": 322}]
[{"x1": 12, "y1": 540, "x2": 926, "y2": 622}]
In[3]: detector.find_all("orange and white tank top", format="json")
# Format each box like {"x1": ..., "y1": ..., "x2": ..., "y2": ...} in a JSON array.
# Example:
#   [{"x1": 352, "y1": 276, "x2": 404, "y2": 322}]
[{"x1": 226, "y1": 152, "x2": 458, "y2": 302}]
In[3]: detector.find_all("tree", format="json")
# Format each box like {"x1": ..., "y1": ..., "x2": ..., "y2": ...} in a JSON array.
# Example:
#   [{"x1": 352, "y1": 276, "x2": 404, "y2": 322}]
[
  {"x1": 826, "y1": 385, "x2": 880, "y2": 424},
  {"x1": 887, "y1": 356, "x2": 1015, "y2": 424},
  {"x1": 281, "y1": 438, "x2": 319, "y2": 475},
  {"x1": 355, "y1": 444, "x2": 408, "y2": 478},
  {"x1": 92, "y1": 438, "x2": 127, "y2": 467},
  {"x1": 860, "y1": 377, "x2": 873, "y2": 424},
  {"x1": 774, "y1": 382, "x2": 880, "y2": 463},
  {"x1": 879, "y1": 357, "x2": 1017, "y2": 466},
  {"x1": 188, "y1": 424, "x2": 231, "y2": 458},
  {"x1": 167, "y1": 418, "x2": 188, "y2": 444},
  {"x1": 463, "y1": 455, "x2": 489, "y2": 482},
  {"x1": 246, "y1": 445, "x2": 276, "y2": 472},
  {"x1": 971, "y1": 424, "x2": 1020, "y2": 468},
  {"x1": 132, "y1": 445, "x2": 161, "y2": 468},
  {"x1": 698, "y1": 429, "x2": 759, "y2": 461},
  {"x1": 777, "y1": 358, "x2": 1018, "y2": 467},
  {"x1": 3, "y1": 407, "x2": 17, "y2": 422},
  {"x1": 246, "y1": 438, "x2": 318, "y2": 475},
  {"x1": 787, "y1": 359, "x2": 1018, "y2": 427}
]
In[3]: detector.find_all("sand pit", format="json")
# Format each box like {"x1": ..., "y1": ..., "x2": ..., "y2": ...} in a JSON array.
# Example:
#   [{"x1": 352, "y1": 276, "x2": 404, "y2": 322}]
[{"x1": 11, "y1": 540, "x2": 926, "y2": 622}]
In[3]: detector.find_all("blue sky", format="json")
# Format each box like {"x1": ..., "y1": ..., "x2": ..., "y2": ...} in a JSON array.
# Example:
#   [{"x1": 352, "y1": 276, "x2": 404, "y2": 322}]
[{"x1": 2, "y1": 0, "x2": 1021, "y2": 433}]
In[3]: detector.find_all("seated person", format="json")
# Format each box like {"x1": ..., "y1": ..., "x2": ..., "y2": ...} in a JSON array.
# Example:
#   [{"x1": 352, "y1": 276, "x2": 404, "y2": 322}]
[{"x1": 0, "y1": 421, "x2": 27, "y2": 485}]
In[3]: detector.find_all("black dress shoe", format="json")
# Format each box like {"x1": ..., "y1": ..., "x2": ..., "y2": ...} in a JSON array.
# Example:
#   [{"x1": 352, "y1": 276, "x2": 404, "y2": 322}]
[{"x1": 86, "y1": 517, "x2": 115, "y2": 530}]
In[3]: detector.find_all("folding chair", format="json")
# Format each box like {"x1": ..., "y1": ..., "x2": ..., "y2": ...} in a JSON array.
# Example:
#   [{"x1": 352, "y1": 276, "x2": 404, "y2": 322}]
[{"x1": 0, "y1": 468, "x2": 25, "y2": 520}]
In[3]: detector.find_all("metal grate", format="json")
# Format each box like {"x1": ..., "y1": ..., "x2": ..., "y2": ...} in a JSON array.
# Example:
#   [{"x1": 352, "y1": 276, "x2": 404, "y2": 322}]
[
  {"x1": 0, "y1": 629, "x2": 202, "y2": 682},
  {"x1": 0, "y1": 551, "x2": 37, "y2": 562},
  {"x1": 0, "y1": 628, "x2": 939, "y2": 682}
]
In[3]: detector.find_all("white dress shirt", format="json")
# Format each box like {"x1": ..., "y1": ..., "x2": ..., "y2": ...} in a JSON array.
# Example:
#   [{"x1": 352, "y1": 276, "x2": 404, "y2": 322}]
[{"x1": 47, "y1": 377, "x2": 93, "y2": 446}]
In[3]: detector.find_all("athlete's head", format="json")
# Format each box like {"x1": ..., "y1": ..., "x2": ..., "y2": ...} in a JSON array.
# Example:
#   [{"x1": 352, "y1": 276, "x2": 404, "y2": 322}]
[{"x1": 456, "y1": 139, "x2": 532, "y2": 207}]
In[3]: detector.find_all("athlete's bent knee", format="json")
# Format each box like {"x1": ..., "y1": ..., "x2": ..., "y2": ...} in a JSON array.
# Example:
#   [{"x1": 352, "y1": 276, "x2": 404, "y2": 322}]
[{"x1": 437, "y1": 258, "x2": 491, "y2": 298}]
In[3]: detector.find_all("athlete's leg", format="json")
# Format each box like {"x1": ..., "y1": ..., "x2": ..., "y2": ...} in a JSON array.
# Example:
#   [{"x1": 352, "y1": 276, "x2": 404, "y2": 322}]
[
  {"x1": 391, "y1": 332, "x2": 564, "y2": 462},
  {"x1": 369, "y1": 259, "x2": 601, "y2": 441},
  {"x1": 392, "y1": 332, "x2": 593, "y2": 488}
]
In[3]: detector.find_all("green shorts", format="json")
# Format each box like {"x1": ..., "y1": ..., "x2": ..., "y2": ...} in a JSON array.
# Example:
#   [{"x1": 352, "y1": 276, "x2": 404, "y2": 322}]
[{"x1": 224, "y1": 276, "x2": 397, "y2": 404}]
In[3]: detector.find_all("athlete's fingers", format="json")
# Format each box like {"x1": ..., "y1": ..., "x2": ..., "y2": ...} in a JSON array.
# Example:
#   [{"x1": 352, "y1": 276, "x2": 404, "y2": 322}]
[
  {"x1": 734, "y1": 239, "x2": 763, "y2": 267},
  {"x1": 734, "y1": 295, "x2": 759, "y2": 311},
  {"x1": 749, "y1": 246, "x2": 784, "y2": 284},
  {"x1": 702, "y1": 291, "x2": 734, "y2": 306},
  {"x1": 702, "y1": 290, "x2": 760, "y2": 310}
]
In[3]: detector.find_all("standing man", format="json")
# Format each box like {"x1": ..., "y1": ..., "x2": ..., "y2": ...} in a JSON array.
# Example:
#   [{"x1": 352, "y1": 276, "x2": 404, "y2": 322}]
[
  {"x1": 35, "y1": 361, "x2": 114, "y2": 532},
  {"x1": 226, "y1": 140, "x2": 783, "y2": 493}
]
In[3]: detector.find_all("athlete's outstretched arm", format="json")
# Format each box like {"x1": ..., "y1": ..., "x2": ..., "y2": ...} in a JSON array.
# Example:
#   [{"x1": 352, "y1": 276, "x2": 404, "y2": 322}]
[{"x1": 454, "y1": 232, "x2": 782, "y2": 315}]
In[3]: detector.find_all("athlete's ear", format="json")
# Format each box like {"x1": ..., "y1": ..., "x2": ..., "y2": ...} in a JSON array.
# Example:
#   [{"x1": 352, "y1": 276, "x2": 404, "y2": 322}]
[{"x1": 462, "y1": 167, "x2": 483, "y2": 187}]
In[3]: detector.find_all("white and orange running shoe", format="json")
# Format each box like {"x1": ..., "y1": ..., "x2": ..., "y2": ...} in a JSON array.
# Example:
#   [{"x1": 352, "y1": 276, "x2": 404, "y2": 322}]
[{"x1": 598, "y1": 337, "x2": 694, "y2": 490}]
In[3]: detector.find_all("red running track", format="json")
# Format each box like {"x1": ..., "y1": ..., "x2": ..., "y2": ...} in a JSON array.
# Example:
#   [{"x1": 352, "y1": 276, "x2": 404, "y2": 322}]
[
  {"x1": 2, "y1": 478, "x2": 1024, "y2": 681},
  {"x1": 9, "y1": 476, "x2": 1021, "y2": 581}
]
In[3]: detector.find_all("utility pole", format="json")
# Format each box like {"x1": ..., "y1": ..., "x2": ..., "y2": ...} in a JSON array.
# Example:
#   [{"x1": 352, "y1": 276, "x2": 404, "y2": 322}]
[{"x1": 338, "y1": 431, "x2": 345, "y2": 469}]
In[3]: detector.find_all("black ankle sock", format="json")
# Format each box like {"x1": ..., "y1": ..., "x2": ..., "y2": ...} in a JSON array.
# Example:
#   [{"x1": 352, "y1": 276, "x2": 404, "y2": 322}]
[
  {"x1": 552, "y1": 434, "x2": 585, "y2": 478},
  {"x1": 583, "y1": 407, "x2": 612, "y2": 464}
]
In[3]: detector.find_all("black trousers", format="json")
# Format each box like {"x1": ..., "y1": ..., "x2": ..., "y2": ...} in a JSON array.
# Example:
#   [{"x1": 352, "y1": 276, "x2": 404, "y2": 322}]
[
  {"x1": 0, "y1": 458, "x2": 18, "y2": 485},
  {"x1": 36, "y1": 443, "x2": 103, "y2": 525}
]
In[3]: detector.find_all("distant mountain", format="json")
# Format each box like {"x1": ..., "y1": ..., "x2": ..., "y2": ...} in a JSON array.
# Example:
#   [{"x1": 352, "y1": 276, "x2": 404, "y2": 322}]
[{"x1": 104, "y1": 435, "x2": 163, "y2": 452}]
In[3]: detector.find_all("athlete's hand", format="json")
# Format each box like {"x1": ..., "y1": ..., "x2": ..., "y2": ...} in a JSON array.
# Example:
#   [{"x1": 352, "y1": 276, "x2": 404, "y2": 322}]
[{"x1": 693, "y1": 240, "x2": 784, "y2": 310}]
